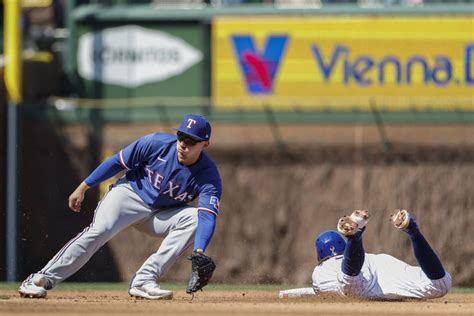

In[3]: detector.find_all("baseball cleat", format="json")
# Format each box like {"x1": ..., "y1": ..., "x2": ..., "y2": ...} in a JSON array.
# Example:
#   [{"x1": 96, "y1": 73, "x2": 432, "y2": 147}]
[
  {"x1": 32, "y1": 273, "x2": 52, "y2": 289},
  {"x1": 337, "y1": 210, "x2": 370, "y2": 236},
  {"x1": 390, "y1": 209, "x2": 417, "y2": 231},
  {"x1": 129, "y1": 282, "x2": 173, "y2": 300},
  {"x1": 18, "y1": 274, "x2": 47, "y2": 298}
]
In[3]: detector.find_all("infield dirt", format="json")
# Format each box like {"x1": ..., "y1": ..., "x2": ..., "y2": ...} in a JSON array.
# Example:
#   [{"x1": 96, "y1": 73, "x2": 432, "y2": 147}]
[{"x1": 0, "y1": 288, "x2": 473, "y2": 316}]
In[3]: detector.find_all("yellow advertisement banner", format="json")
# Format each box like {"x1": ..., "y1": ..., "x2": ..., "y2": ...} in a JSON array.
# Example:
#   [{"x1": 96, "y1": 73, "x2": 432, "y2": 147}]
[{"x1": 212, "y1": 16, "x2": 474, "y2": 111}]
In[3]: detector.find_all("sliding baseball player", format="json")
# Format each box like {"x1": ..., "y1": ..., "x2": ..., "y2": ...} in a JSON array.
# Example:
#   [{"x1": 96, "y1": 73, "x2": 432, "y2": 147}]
[{"x1": 280, "y1": 209, "x2": 452, "y2": 300}]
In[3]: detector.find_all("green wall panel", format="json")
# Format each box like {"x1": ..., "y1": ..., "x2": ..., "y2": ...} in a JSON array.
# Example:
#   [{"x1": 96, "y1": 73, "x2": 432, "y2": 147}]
[{"x1": 74, "y1": 21, "x2": 208, "y2": 99}]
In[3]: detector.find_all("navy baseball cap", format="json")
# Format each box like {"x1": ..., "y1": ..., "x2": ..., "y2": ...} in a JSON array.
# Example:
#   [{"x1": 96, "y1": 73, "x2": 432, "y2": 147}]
[{"x1": 174, "y1": 114, "x2": 211, "y2": 141}]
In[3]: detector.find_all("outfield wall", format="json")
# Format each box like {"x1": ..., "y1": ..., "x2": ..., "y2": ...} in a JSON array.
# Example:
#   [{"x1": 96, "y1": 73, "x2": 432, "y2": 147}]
[
  {"x1": 68, "y1": 4, "x2": 474, "y2": 112},
  {"x1": 213, "y1": 16, "x2": 473, "y2": 110}
]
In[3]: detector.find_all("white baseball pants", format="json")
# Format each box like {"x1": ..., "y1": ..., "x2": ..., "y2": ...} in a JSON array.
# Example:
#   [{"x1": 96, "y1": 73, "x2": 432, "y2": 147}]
[{"x1": 39, "y1": 179, "x2": 198, "y2": 288}]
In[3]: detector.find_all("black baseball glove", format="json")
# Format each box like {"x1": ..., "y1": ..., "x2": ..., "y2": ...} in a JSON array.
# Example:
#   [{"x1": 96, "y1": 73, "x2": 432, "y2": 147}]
[{"x1": 186, "y1": 251, "x2": 216, "y2": 294}]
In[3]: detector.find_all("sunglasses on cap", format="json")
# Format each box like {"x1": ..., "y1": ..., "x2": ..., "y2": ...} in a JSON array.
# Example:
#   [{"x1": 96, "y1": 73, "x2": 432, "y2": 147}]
[{"x1": 176, "y1": 132, "x2": 201, "y2": 146}]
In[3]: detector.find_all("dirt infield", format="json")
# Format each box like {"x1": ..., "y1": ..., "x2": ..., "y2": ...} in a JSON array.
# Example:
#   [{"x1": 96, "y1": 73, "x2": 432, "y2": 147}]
[{"x1": 1, "y1": 287, "x2": 473, "y2": 316}]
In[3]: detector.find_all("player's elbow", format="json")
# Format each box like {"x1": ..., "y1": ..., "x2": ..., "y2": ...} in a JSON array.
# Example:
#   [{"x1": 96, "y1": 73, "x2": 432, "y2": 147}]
[
  {"x1": 429, "y1": 286, "x2": 450, "y2": 299},
  {"x1": 427, "y1": 272, "x2": 452, "y2": 299}
]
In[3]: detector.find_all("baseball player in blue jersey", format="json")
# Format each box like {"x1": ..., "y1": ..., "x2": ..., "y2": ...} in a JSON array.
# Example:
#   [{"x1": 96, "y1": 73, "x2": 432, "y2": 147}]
[
  {"x1": 19, "y1": 114, "x2": 222, "y2": 300},
  {"x1": 279, "y1": 209, "x2": 452, "y2": 300}
]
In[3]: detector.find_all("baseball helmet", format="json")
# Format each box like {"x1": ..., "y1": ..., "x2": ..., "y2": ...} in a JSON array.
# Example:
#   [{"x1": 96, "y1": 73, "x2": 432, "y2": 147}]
[{"x1": 315, "y1": 230, "x2": 346, "y2": 262}]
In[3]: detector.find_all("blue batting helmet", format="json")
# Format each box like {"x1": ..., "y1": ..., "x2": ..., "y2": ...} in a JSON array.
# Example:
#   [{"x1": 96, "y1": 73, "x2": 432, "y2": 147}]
[{"x1": 315, "y1": 230, "x2": 346, "y2": 262}]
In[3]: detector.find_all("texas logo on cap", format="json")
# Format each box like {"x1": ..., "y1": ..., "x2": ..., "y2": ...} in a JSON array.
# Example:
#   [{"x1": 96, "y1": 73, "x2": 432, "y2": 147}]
[{"x1": 174, "y1": 114, "x2": 211, "y2": 141}]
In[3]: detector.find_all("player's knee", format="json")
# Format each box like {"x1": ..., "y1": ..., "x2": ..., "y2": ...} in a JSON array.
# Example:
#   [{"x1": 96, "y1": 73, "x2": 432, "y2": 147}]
[{"x1": 87, "y1": 225, "x2": 115, "y2": 244}]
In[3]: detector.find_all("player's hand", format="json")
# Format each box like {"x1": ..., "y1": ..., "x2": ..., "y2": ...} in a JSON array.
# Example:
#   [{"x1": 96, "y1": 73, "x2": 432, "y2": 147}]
[{"x1": 68, "y1": 182, "x2": 90, "y2": 212}]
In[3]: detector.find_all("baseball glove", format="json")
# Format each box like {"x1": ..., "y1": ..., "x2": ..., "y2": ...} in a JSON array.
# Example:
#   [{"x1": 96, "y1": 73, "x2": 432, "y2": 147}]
[{"x1": 186, "y1": 251, "x2": 216, "y2": 294}]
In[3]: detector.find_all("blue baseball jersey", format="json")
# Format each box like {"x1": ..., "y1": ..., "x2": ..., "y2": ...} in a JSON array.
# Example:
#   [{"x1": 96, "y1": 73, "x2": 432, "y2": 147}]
[{"x1": 118, "y1": 133, "x2": 222, "y2": 215}]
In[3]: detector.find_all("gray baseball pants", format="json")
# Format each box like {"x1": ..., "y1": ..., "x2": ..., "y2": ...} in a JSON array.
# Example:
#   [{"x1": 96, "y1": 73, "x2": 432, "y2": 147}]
[{"x1": 38, "y1": 178, "x2": 198, "y2": 288}]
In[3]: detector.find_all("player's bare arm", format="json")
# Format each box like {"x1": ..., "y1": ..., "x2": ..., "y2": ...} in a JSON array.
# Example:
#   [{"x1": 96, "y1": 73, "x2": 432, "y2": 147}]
[{"x1": 68, "y1": 182, "x2": 91, "y2": 212}]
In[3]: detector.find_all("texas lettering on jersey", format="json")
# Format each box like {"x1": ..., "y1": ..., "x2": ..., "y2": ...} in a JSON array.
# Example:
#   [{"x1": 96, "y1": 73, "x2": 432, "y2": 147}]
[
  {"x1": 118, "y1": 133, "x2": 222, "y2": 212},
  {"x1": 145, "y1": 168, "x2": 194, "y2": 202}
]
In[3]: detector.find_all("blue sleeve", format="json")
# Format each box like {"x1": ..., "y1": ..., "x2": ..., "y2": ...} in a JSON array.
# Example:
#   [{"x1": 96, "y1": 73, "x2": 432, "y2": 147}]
[
  {"x1": 194, "y1": 211, "x2": 217, "y2": 251},
  {"x1": 118, "y1": 134, "x2": 156, "y2": 170},
  {"x1": 84, "y1": 154, "x2": 125, "y2": 187},
  {"x1": 196, "y1": 175, "x2": 222, "y2": 216},
  {"x1": 194, "y1": 171, "x2": 222, "y2": 251}
]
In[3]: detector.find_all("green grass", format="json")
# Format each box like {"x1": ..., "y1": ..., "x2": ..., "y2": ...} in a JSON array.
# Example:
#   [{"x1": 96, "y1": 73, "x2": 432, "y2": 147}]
[
  {"x1": 0, "y1": 282, "x2": 472, "y2": 293},
  {"x1": 450, "y1": 287, "x2": 474, "y2": 294}
]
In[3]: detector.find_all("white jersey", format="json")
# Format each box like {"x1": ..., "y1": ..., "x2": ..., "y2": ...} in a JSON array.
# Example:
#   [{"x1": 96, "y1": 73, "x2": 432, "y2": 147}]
[{"x1": 311, "y1": 253, "x2": 452, "y2": 300}]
